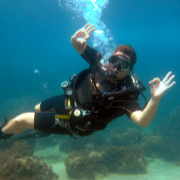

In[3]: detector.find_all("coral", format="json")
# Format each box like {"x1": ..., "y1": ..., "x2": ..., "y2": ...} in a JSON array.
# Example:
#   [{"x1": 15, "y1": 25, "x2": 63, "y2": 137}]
[
  {"x1": 109, "y1": 127, "x2": 144, "y2": 147},
  {"x1": 101, "y1": 145, "x2": 147, "y2": 174},
  {"x1": 0, "y1": 140, "x2": 14, "y2": 150},
  {"x1": 0, "y1": 155, "x2": 59, "y2": 180},
  {"x1": 60, "y1": 137, "x2": 85, "y2": 153},
  {"x1": 154, "y1": 106, "x2": 180, "y2": 140},
  {"x1": 60, "y1": 134, "x2": 106, "y2": 153},
  {"x1": 10, "y1": 141, "x2": 34, "y2": 157},
  {"x1": 153, "y1": 106, "x2": 180, "y2": 162},
  {"x1": 0, "y1": 141, "x2": 59, "y2": 180},
  {"x1": 65, "y1": 145, "x2": 147, "y2": 180},
  {"x1": 141, "y1": 134, "x2": 180, "y2": 162},
  {"x1": 65, "y1": 149, "x2": 108, "y2": 180},
  {"x1": 108, "y1": 125, "x2": 180, "y2": 163}
]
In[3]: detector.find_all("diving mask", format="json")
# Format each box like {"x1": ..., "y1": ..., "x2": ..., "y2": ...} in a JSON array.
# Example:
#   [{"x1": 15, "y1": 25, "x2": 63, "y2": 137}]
[{"x1": 109, "y1": 55, "x2": 131, "y2": 71}]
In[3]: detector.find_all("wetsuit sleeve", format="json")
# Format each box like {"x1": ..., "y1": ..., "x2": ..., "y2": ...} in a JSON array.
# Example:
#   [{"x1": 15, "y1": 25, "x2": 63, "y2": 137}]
[
  {"x1": 81, "y1": 45, "x2": 104, "y2": 66},
  {"x1": 125, "y1": 101, "x2": 142, "y2": 119},
  {"x1": 40, "y1": 95, "x2": 66, "y2": 114}
]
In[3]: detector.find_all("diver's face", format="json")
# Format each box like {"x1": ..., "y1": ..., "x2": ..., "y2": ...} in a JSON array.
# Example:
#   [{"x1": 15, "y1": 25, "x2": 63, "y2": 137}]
[{"x1": 110, "y1": 51, "x2": 132, "y2": 80}]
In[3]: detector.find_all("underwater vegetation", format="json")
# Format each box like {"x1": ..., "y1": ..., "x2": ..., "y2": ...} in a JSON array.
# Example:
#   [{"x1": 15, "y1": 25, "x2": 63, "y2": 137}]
[
  {"x1": 108, "y1": 127, "x2": 180, "y2": 163},
  {"x1": 153, "y1": 106, "x2": 180, "y2": 162},
  {"x1": 61, "y1": 106, "x2": 180, "y2": 179},
  {"x1": 154, "y1": 106, "x2": 180, "y2": 140},
  {"x1": 65, "y1": 145, "x2": 147, "y2": 180},
  {"x1": 109, "y1": 127, "x2": 144, "y2": 147},
  {"x1": 0, "y1": 141, "x2": 59, "y2": 180},
  {"x1": 0, "y1": 105, "x2": 179, "y2": 179},
  {"x1": 60, "y1": 134, "x2": 106, "y2": 152},
  {"x1": 140, "y1": 134, "x2": 180, "y2": 161}
]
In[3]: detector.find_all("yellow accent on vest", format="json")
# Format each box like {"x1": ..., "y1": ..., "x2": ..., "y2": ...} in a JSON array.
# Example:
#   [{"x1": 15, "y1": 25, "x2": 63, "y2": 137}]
[
  {"x1": 68, "y1": 98, "x2": 71, "y2": 106},
  {"x1": 55, "y1": 115, "x2": 71, "y2": 120},
  {"x1": 107, "y1": 78, "x2": 118, "y2": 84},
  {"x1": 90, "y1": 78, "x2": 96, "y2": 90},
  {"x1": 96, "y1": 83, "x2": 100, "y2": 87},
  {"x1": 106, "y1": 100, "x2": 133, "y2": 114}
]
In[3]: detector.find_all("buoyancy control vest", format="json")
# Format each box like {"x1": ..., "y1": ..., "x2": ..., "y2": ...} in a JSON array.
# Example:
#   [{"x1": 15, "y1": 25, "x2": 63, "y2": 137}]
[{"x1": 61, "y1": 60, "x2": 147, "y2": 123}]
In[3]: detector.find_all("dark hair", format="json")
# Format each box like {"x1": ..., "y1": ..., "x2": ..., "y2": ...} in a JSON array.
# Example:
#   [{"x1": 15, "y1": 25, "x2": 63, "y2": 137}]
[{"x1": 114, "y1": 45, "x2": 137, "y2": 68}]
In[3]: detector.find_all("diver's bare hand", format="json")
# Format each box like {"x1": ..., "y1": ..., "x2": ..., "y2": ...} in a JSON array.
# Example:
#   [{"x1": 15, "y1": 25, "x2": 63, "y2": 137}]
[
  {"x1": 149, "y1": 71, "x2": 176, "y2": 100},
  {"x1": 71, "y1": 23, "x2": 95, "y2": 54}
]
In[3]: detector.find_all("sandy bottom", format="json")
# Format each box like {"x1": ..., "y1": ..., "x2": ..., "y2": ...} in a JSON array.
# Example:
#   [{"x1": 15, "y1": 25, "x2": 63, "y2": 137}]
[{"x1": 34, "y1": 146, "x2": 180, "y2": 180}]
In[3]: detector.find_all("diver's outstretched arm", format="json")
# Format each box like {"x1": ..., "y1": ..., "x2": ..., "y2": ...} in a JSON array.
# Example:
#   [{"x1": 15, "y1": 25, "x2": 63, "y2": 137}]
[
  {"x1": 130, "y1": 71, "x2": 176, "y2": 127},
  {"x1": 71, "y1": 23, "x2": 95, "y2": 54}
]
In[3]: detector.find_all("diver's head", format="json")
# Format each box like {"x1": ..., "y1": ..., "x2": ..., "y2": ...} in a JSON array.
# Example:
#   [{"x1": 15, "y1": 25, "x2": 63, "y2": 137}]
[
  {"x1": 106, "y1": 45, "x2": 137, "y2": 80},
  {"x1": 114, "y1": 45, "x2": 137, "y2": 68}
]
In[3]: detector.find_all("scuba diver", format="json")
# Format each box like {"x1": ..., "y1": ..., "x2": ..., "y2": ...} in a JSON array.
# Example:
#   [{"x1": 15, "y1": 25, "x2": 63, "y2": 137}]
[{"x1": 0, "y1": 23, "x2": 176, "y2": 140}]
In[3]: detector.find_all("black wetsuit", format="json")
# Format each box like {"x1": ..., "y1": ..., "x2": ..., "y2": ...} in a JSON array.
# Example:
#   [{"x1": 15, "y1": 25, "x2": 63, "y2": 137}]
[{"x1": 34, "y1": 46, "x2": 141, "y2": 137}]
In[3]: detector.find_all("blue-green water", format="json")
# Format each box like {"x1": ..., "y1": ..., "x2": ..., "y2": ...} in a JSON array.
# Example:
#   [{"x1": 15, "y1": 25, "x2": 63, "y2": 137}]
[{"x1": 0, "y1": 0, "x2": 180, "y2": 179}]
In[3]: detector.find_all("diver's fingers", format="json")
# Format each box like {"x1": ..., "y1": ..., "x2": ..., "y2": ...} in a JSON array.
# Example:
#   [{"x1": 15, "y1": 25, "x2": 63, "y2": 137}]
[
  {"x1": 149, "y1": 80, "x2": 154, "y2": 88},
  {"x1": 166, "y1": 75, "x2": 175, "y2": 86},
  {"x1": 162, "y1": 71, "x2": 172, "y2": 83},
  {"x1": 85, "y1": 34, "x2": 90, "y2": 40},
  {"x1": 166, "y1": 81, "x2": 176, "y2": 90},
  {"x1": 83, "y1": 23, "x2": 90, "y2": 30},
  {"x1": 149, "y1": 78, "x2": 160, "y2": 88},
  {"x1": 86, "y1": 24, "x2": 95, "y2": 32},
  {"x1": 153, "y1": 78, "x2": 161, "y2": 87},
  {"x1": 87, "y1": 28, "x2": 95, "y2": 35}
]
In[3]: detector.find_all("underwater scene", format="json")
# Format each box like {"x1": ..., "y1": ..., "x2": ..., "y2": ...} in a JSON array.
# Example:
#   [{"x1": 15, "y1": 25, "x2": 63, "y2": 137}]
[{"x1": 0, "y1": 0, "x2": 180, "y2": 179}]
